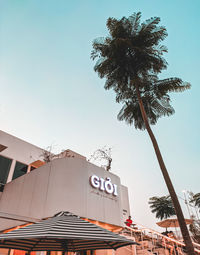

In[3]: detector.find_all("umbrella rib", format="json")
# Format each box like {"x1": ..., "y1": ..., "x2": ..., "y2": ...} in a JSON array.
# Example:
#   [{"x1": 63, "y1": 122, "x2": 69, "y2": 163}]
[
  {"x1": 104, "y1": 241, "x2": 116, "y2": 250},
  {"x1": 30, "y1": 239, "x2": 42, "y2": 251}
]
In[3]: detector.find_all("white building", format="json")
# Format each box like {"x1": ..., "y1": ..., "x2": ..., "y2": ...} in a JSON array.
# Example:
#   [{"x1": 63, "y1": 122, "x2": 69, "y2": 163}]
[
  {"x1": 0, "y1": 130, "x2": 195, "y2": 255},
  {"x1": 0, "y1": 130, "x2": 130, "y2": 232}
]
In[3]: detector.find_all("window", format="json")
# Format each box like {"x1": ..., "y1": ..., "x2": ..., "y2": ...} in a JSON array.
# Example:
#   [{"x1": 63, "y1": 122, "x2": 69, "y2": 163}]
[
  {"x1": 12, "y1": 161, "x2": 28, "y2": 180},
  {"x1": 0, "y1": 155, "x2": 12, "y2": 190}
]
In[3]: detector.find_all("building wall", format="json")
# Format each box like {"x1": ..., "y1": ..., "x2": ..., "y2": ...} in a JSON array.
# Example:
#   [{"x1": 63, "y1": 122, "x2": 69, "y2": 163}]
[
  {"x1": 0, "y1": 130, "x2": 44, "y2": 165},
  {"x1": 120, "y1": 185, "x2": 130, "y2": 224},
  {"x1": 0, "y1": 157, "x2": 130, "y2": 231},
  {"x1": 0, "y1": 130, "x2": 44, "y2": 182}
]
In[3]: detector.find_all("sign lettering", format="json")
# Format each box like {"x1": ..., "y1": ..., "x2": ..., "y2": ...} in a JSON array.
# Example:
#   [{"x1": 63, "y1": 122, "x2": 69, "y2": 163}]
[{"x1": 90, "y1": 175, "x2": 118, "y2": 197}]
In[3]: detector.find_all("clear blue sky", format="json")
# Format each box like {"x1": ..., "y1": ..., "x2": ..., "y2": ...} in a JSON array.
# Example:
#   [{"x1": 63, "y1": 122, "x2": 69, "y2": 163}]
[{"x1": 0, "y1": 0, "x2": 200, "y2": 230}]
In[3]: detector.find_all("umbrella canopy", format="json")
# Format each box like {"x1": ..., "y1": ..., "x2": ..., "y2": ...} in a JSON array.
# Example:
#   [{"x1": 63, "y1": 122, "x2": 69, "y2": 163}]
[
  {"x1": 0, "y1": 212, "x2": 137, "y2": 251},
  {"x1": 156, "y1": 217, "x2": 193, "y2": 228}
]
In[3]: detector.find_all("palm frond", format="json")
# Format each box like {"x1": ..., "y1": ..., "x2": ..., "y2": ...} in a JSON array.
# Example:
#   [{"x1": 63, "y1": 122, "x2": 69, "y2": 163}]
[
  {"x1": 149, "y1": 195, "x2": 175, "y2": 220},
  {"x1": 117, "y1": 95, "x2": 162, "y2": 130},
  {"x1": 117, "y1": 102, "x2": 146, "y2": 130},
  {"x1": 155, "y1": 78, "x2": 191, "y2": 95},
  {"x1": 190, "y1": 193, "x2": 200, "y2": 208},
  {"x1": 140, "y1": 17, "x2": 167, "y2": 44},
  {"x1": 141, "y1": 17, "x2": 161, "y2": 33},
  {"x1": 106, "y1": 17, "x2": 119, "y2": 36},
  {"x1": 151, "y1": 97, "x2": 175, "y2": 117},
  {"x1": 128, "y1": 12, "x2": 141, "y2": 34},
  {"x1": 152, "y1": 45, "x2": 168, "y2": 56}
]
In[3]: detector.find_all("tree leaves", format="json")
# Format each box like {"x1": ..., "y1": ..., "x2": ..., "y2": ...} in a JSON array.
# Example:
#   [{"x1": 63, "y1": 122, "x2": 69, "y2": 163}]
[
  {"x1": 149, "y1": 195, "x2": 176, "y2": 220},
  {"x1": 190, "y1": 193, "x2": 200, "y2": 208},
  {"x1": 155, "y1": 78, "x2": 191, "y2": 95},
  {"x1": 127, "y1": 12, "x2": 142, "y2": 35},
  {"x1": 91, "y1": 12, "x2": 191, "y2": 130}
]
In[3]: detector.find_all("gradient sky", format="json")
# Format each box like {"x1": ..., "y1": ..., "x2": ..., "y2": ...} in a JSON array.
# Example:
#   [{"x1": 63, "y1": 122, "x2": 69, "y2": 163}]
[{"x1": 0, "y1": 0, "x2": 200, "y2": 230}]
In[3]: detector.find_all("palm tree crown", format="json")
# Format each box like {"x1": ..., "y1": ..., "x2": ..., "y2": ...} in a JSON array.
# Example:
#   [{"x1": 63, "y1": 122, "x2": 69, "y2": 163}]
[
  {"x1": 149, "y1": 195, "x2": 176, "y2": 220},
  {"x1": 91, "y1": 12, "x2": 168, "y2": 81},
  {"x1": 91, "y1": 12, "x2": 190, "y2": 130}
]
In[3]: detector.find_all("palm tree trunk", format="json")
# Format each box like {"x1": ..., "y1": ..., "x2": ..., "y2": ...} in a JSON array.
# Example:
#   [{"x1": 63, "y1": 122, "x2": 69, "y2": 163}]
[{"x1": 135, "y1": 83, "x2": 195, "y2": 255}]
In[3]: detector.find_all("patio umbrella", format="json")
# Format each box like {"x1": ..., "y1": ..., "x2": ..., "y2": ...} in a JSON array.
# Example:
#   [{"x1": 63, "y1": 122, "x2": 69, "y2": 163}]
[
  {"x1": 0, "y1": 212, "x2": 137, "y2": 251},
  {"x1": 156, "y1": 217, "x2": 193, "y2": 228}
]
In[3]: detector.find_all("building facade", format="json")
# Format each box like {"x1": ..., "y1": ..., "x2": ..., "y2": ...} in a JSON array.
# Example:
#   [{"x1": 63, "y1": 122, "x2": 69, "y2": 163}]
[
  {"x1": 1, "y1": 130, "x2": 193, "y2": 255},
  {"x1": 0, "y1": 130, "x2": 130, "y2": 232}
]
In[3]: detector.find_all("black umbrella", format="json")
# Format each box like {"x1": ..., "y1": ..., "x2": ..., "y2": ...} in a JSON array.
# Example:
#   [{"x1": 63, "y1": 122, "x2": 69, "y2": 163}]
[{"x1": 0, "y1": 212, "x2": 137, "y2": 251}]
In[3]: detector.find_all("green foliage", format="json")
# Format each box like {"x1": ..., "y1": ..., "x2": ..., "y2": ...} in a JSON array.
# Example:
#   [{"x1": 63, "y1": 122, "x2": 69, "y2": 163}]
[
  {"x1": 189, "y1": 216, "x2": 200, "y2": 244},
  {"x1": 91, "y1": 12, "x2": 191, "y2": 130},
  {"x1": 149, "y1": 195, "x2": 176, "y2": 220},
  {"x1": 190, "y1": 193, "x2": 200, "y2": 209},
  {"x1": 91, "y1": 12, "x2": 168, "y2": 79}
]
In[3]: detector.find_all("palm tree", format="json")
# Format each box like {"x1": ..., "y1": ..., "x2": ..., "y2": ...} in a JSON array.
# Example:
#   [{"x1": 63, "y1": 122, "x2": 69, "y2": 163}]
[
  {"x1": 149, "y1": 195, "x2": 176, "y2": 220},
  {"x1": 190, "y1": 193, "x2": 200, "y2": 209},
  {"x1": 91, "y1": 13, "x2": 195, "y2": 254}
]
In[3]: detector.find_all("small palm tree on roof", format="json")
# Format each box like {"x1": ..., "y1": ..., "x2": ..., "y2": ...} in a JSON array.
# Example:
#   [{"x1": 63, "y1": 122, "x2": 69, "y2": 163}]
[{"x1": 91, "y1": 12, "x2": 194, "y2": 254}]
